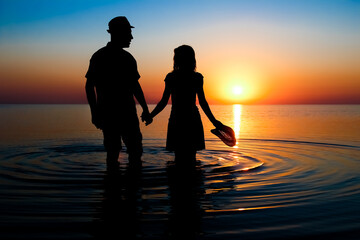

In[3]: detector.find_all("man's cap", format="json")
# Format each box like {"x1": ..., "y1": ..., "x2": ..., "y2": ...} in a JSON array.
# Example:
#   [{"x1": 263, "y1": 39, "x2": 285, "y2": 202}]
[{"x1": 108, "y1": 16, "x2": 134, "y2": 32}]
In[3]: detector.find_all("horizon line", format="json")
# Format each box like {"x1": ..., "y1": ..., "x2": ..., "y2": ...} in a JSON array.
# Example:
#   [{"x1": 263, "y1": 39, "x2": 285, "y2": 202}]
[{"x1": 1, "y1": 103, "x2": 360, "y2": 106}]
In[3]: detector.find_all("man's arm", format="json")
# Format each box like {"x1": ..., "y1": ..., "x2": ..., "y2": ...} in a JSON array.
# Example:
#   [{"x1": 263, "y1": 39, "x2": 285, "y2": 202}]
[
  {"x1": 85, "y1": 78, "x2": 102, "y2": 129},
  {"x1": 133, "y1": 81, "x2": 152, "y2": 125},
  {"x1": 85, "y1": 78, "x2": 96, "y2": 112}
]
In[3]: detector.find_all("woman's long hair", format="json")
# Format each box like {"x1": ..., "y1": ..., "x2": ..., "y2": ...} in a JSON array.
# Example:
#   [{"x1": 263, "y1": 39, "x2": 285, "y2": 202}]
[{"x1": 173, "y1": 45, "x2": 196, "y2": 72}]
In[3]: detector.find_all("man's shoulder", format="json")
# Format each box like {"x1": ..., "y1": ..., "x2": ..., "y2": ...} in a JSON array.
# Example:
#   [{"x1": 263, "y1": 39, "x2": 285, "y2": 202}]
[
  {"x1": 90, "y1": 46, "x2": 109, "y2": 60},
  {"x1": 121, "y1": 49, "x2": 136, "y2": 61}
]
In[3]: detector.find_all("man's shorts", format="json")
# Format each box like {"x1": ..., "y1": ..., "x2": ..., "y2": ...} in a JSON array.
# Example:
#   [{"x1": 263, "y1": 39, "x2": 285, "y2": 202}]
[{"x1": 102, "y1": 122, "x2": 143, "y2": 156}]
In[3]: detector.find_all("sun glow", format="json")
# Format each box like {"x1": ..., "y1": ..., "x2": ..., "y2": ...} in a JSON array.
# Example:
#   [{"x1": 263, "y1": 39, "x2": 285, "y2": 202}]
[
  {"x1": 233, "y1": 86, "x2": 244, "y2": 95},
  {"x1": 209, "y1": 64, "x2": 266, "y2": 104},
  {"x1": 227, "y1": 82, "x2": 254, "y2": 103}
]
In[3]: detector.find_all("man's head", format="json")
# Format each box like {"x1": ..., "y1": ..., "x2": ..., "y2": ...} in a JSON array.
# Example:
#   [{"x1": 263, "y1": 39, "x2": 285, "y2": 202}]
[{"x1": 107, "y1": 16, "x2": 134, "y2": 48}]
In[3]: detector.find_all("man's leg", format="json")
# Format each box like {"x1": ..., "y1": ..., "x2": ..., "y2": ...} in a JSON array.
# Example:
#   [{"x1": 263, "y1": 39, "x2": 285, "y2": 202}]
[
  {"x1": 103, "y1": 128, "x2": 122, "y2": 170},
  {"x1": 122, "y1": 122, "x2": 143, "y2": 166}
]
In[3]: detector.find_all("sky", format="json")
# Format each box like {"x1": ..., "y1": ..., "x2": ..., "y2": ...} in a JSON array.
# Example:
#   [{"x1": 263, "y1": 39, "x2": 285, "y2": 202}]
[{"x1": 0, "y1": 0, "x2": 359, "y2": 104}]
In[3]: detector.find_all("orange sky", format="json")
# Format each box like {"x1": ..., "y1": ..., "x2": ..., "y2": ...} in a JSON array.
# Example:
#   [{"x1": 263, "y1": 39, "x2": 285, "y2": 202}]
[{"x1": 0, "y1": 1, "x2": 359, "y2": 104}]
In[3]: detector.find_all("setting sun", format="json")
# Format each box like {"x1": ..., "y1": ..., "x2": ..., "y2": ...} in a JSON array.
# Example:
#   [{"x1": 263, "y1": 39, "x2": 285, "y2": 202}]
[
  {"x1": 206, "y1": 62, "x2": 269, "y2": 104},
  {"x1": 222, "y1": 78, "x2": 258, "y2": 104},
  {"x1": 233, "y1": 86, "x2": 244, "y2": 95}
]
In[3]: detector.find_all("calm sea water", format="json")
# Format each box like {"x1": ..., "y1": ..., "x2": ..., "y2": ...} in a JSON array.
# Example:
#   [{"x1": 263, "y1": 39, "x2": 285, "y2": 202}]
[{"x1": 0, "y1": 104, "x2": 359, "y2": 239}]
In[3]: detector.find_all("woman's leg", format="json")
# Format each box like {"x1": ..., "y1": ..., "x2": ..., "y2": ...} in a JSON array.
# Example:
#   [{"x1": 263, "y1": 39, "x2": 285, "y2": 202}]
[{"x1": 175, "y1": 150, "x2": 196, "y2": 166}]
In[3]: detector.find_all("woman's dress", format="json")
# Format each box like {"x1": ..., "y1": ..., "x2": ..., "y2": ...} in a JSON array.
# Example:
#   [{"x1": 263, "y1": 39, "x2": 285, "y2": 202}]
[{"x1": 164, "y1": 71, "x2": 205, "y2": 152}]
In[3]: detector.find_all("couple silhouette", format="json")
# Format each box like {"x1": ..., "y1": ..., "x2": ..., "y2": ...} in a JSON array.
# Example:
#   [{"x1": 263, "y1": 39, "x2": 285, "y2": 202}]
[{"x1": 86, "y1": 16, "x2": 224, "y2": 169}]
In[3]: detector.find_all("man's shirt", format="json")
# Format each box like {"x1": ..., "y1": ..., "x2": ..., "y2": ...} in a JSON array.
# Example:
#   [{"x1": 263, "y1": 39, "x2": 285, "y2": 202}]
[{"x1": 86, "y1": 42, "x2": 141, "y2": 125}]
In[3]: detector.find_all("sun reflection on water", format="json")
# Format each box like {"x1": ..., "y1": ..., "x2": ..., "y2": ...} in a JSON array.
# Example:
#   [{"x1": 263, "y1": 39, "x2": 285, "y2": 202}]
[{"x1": 233, "y1": 104, "x2": 242, "y2": 146}]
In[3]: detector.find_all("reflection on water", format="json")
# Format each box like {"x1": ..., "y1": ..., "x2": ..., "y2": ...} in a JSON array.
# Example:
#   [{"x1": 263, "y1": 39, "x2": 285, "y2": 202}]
[
  {"x1": 233, "y1": 104, "x2": 242, "y2": 146},
  {"x1": 1, "y1": 139, "x2": 359, "y2": 239},
  {"x1": 91, "y1": 165, "x2": 143, "y2": 239},
  {"x1": 0, "y1": 105, "x2": 360, "y2": 239},
  {"x1": 167, "y1": 161, "x2": 205, "y2": 238}
]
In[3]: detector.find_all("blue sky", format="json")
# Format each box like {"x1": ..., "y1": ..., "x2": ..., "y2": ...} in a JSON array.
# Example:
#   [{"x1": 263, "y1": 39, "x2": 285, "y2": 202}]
[{"x1": 0, "y1": 0, "x2": 359, "y2": 103}]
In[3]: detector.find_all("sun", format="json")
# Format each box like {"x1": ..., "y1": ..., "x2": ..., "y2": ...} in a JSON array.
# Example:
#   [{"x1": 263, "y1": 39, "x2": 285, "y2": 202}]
[
  {"x1": 211, "y1": 66, "x2": 265, "y2": 104},
  {"x1": 233, "y1": 86, "x2": 244, "y2": 95}
]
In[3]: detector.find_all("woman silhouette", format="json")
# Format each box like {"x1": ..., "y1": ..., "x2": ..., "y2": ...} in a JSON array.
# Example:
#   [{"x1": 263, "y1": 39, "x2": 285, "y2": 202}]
[{"x1": 149, "y1": 45, "x2": 223, "y2": 163}]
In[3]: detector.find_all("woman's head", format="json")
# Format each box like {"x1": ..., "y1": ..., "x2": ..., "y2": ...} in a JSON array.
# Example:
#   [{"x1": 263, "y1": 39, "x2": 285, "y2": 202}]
[{"x1": 173, "y1": 45, "x2": 196, "y2": 71}]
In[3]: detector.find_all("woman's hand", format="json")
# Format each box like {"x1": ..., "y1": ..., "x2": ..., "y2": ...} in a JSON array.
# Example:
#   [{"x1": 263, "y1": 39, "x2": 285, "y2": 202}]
[{"x1": 141, "y1": 111, "x2": 153, "y2": 126}]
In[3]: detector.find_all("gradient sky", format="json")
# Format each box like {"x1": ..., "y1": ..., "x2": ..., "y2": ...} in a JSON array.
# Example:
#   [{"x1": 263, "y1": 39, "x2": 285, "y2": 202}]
[{"x1": 0, "y1": 0, "x2": 359, "y2": 104}]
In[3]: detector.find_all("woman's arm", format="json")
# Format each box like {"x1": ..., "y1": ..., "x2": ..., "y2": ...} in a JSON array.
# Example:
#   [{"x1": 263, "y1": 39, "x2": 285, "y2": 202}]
[
  {"x1": 198, "y1": 87, "x2": 223, "y2": 128},
  {"x1": 150, "y1": 83, "x2": 171, "y2": 119}
]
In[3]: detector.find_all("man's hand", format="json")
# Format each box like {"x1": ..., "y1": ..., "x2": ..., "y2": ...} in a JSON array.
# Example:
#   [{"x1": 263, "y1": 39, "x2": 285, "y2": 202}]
[
  {"x1": 91, "y1": 110, "x2": 103, "y2": 129},
  {"x1": 141, "y1": 111, "x2": 153, "y2": 126}
]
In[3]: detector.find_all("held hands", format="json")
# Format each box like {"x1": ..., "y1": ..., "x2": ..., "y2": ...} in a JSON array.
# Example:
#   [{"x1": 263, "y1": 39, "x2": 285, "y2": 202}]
[{"x1": 141, "y1": 110, "x2": 153, "y2": 126}]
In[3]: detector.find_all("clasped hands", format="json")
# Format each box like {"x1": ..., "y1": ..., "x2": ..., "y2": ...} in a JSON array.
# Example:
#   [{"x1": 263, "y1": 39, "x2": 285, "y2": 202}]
[{"x1": 141, "y1": 110, "x2": 153, "y2": 126}]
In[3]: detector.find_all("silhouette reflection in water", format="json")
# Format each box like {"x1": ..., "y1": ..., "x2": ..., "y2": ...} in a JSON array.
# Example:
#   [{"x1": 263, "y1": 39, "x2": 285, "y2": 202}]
[
  {"x1": 90, "y1": 161, "x2": 206, "y2": 239},
  {"x1": 91, "y1": 164, "x2": 143, "y2": 239},
  {"x1": 166, "y1": 160, "x2": 205, "y2": 239}
]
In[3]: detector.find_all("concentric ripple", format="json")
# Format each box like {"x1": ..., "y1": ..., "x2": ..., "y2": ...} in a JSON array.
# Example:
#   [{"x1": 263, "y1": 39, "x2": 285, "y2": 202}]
[{"x1": 0, "y1": 139, "x2": 359, "y2": 239}]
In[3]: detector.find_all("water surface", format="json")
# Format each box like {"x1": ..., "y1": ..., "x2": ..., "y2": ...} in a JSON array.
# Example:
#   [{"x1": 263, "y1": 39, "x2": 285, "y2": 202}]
[{"x1": 0, "y1": 104, "x2": 359, "y2": 239}]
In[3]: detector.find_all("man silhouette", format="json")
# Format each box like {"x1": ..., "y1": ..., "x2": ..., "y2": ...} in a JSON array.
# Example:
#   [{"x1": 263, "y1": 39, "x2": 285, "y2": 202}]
[{"x1": 85, "y1": 16, "x2": 151, "y2": 168}]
